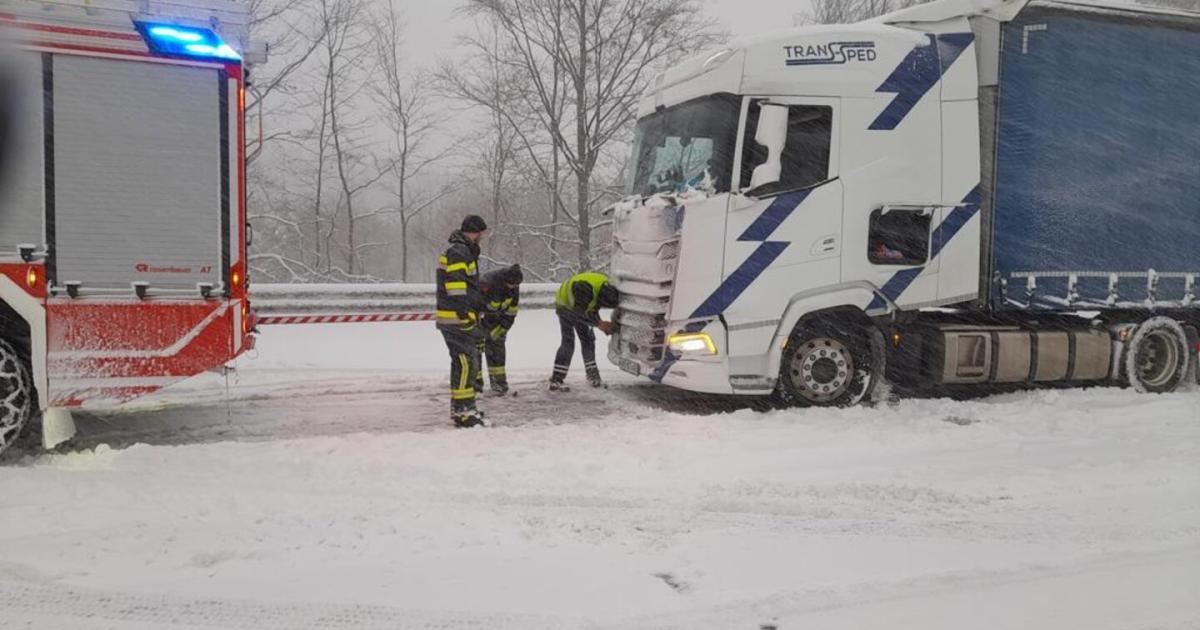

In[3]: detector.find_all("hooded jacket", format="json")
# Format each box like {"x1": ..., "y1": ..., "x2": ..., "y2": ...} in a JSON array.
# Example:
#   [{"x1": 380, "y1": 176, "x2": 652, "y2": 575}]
[{"x1": 435, "y1": 231, "x2": 481, "y2": 330}]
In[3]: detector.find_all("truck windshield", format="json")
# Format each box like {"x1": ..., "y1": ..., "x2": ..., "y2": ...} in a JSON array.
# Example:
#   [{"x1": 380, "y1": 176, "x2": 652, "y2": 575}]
[{"x1": 629, "y1": 94, "x2": 740, "y2": 196}]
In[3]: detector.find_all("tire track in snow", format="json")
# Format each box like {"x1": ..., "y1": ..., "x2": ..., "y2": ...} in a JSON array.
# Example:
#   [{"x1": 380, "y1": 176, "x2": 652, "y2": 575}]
[
  {"x1": 0, "y1": 578, "x2": 578, "y2": 630},
  {"x1": 601, "y1": 543, "x2": 1200, "y2": 630}
]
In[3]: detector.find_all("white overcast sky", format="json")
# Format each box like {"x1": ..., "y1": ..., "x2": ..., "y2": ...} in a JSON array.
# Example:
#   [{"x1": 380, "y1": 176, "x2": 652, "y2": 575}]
[{"x1": 401, "y1": 0, "x2": 814, "y2": 70}]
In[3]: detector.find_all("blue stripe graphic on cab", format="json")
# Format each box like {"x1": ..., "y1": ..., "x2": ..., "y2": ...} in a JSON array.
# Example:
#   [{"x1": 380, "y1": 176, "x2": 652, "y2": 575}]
[
  {"x1": 650, "y1": 187, "x2": 816, "y2": 383},
  {"x1": 690, "y1": 189, "x2": 812, "y2": 319},
  {"x1": 867, "y1": 185, "x2": 982, "y2": 311},
  {"x1": 930, "y1": 185, "x2": 983, "y2": 257},
  {"x1": 869, "y1": 32, "x2": 974, "y2": 131}
]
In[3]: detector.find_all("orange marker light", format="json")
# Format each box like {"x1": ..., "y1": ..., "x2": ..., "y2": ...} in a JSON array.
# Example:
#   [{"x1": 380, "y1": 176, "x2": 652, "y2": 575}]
[
  {"x1": 231, "y1": 270, "x2": 242, "y2": 288},
  {"x1": 25, "y1": 266, "x2": 39, "y2": 290}
]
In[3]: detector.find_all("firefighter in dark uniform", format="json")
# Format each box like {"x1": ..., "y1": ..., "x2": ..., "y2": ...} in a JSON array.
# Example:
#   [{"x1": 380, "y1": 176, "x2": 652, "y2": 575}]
[
  {"x1": 436, "y1": 215, "x2": 488, "y2": 427},
  {"x1": 550, "y1": 271, "x2": 619, "y2": 391},
  {"x1": 474, "y1": 264, "x2": 523, "y2": 396}
]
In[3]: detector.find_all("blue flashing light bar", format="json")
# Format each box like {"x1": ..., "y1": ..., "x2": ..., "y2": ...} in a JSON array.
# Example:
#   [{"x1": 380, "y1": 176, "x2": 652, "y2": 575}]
[{"x1": 135, "y1": 21, "x2": 241, "y2": 62}]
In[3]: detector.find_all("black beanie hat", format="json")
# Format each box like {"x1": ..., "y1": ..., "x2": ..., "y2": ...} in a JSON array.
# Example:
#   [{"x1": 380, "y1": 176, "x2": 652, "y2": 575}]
[
  {"x1": 461, "y1": 215, "x2": 488, "y2": 233},
  {"x1": 503, "y1": 264, "x2": 524, "y2": 285}
]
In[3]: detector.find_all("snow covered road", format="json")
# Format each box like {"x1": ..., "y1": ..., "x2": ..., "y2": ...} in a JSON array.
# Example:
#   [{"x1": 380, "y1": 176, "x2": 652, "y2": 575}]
[{"x1": 2, "y1": 313, "x2": 1198, "y2": 629}]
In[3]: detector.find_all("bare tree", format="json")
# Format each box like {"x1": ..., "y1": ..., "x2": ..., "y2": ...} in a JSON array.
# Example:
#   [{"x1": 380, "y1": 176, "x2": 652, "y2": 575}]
[
  {"x1": 438, "y1": 15, "x2": 569, "y2": 273},
  {"x1": 370, "y1": 0, "x2": 457, "y2": 281},
  {"x1": 314, "y1": 0, "x2": 390, "y2": 277},
  {"x1": 243, "y1": 0, "x2": 326, "y2": 165},
  {"x1": 449, "y1": 0, "x2": 724, "y2": 272},
  {"x1": 250, "y1": 0, "x2": 390, "y2": 282},
  {"x1": 244, "y1": 0, "x2": 329, "y2": 282}
]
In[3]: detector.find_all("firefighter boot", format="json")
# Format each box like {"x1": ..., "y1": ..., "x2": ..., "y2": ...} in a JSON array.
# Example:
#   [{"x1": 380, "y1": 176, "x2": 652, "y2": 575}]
[
  {"x1": 452, "y1": 408, "x2": 488, "y2": 428},
  {"x1": 586, "y1": 364, "x2": 604, "y2": 389},
  {"x1": 488, "y1": 366, "x2": 509, "y2": 396}
]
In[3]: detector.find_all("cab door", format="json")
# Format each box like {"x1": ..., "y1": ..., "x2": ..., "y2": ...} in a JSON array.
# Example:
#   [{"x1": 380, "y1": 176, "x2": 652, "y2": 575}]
[{"x1": 721, "y1": 96, "x2": 843, "y2": 363}]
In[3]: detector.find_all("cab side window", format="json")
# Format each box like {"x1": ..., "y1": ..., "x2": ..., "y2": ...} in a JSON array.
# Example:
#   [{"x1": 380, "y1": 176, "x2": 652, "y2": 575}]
[
  {"x1": 741, "y1": 100, "x2": 833, "y2": 195},
  {"x1": 868, "y1": 210, "x2": 931, "y2": 266}
]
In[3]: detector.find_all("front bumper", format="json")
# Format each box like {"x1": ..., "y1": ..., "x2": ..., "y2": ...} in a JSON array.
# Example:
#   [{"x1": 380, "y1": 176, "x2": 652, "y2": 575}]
[{"x1": 608, "y1": 319, "x2": 736, "y2": 395}]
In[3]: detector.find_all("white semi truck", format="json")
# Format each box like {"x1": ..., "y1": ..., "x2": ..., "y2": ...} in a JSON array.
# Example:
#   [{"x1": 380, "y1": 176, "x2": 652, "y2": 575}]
[{"x1": 608, "y1": 0, "x2": 1200, "y2": 405}]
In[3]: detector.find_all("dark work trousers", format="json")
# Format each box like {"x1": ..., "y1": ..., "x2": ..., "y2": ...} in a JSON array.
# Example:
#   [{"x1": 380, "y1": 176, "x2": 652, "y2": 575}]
[
  {"x1": 552, "y1": 309, "x2": 598, "y2": 383},
  {"x1": 475, "y1": 334, "x2": 508, "y2": 390},
  {"x1": 442, "y1": 328, "x2": 479, "y2": 414}
]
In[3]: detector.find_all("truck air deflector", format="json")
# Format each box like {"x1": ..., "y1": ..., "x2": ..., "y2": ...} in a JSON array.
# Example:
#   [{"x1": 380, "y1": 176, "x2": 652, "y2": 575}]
[{"x1": 869, "y1": 32, "x2": 974, "y2": 131}]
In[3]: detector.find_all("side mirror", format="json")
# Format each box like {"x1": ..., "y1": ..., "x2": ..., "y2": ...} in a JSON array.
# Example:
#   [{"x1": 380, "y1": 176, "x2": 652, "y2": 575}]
[{"x1": 747, "y1": 103, "x2": 789, "y2": 192}]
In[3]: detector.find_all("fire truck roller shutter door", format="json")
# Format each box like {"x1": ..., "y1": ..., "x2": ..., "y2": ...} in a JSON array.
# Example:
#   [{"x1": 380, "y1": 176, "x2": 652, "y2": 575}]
[
  {"x1": 51, "y1": 55, "x2": 224, "y2": 293},
  {"x1": 0, "y1": 52, "x2": 44, "y2": 257}
]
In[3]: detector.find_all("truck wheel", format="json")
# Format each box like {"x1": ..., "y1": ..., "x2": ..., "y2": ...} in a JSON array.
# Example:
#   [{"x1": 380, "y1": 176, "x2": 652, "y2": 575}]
[
  {"x1": 1124, "y1": 317, "x2": 1190, "y2": 394},
  {"x1": 777, "y1": 319, "x2": 878, "y2": 407},
  {"x1": 0, "y1": 339, "x2": 34, "y2": 455}
]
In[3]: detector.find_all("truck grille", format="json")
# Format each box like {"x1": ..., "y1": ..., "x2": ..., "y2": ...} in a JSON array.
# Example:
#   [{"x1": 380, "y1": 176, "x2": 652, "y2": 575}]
[{"x1": 608, "y1": 200, "x2": 683, "y2": 369}]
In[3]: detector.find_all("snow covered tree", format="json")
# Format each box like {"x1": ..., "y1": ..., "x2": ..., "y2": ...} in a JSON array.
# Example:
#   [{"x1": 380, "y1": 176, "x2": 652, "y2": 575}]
[{"x1": 444, "y1": 0, "x2": 724, "y2": 275}]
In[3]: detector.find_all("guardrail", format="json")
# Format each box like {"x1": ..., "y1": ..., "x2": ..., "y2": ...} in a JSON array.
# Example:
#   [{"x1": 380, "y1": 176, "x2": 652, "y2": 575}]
[{"x1": 251, "y1": 283, "x2": 559, "y2": 325}]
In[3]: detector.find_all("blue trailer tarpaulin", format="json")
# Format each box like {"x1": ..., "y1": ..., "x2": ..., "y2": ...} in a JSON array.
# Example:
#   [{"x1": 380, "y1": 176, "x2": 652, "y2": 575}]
[{"x1": 990, "y1": 4, "x2": 1200, "y2": 311}]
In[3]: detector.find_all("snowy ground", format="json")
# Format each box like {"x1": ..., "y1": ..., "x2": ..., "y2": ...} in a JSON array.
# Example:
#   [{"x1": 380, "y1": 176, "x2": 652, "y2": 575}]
[{"x1": 2, "y1": 311, "x2": 1198, "y2": 629}]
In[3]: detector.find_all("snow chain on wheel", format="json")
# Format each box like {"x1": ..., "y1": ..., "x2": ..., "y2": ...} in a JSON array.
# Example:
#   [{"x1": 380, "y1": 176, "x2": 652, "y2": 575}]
[
  {"x1": 0, "y1": 339, "x2": 34, "y2": 456},
  {"x1": 1124, "y1": 317, "x2": 1190, "y2": 394},
  {"x1": 777, "y1": 319, "x2": 878, "y2": 408}
]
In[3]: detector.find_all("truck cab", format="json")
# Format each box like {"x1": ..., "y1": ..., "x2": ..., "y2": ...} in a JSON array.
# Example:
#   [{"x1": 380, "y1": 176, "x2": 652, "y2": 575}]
[{"x1": 610, "y1": 0, "x2": 999, "y2": 399}]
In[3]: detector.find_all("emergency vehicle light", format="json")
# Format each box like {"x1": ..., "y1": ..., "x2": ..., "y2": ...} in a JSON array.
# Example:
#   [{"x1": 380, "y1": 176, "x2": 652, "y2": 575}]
[
  {"x1": 135, "y1": 21, "x2": 242, "y2": 62},
  {"x1": 148, "y1": 26, "x2": 203, "y2": 42}
]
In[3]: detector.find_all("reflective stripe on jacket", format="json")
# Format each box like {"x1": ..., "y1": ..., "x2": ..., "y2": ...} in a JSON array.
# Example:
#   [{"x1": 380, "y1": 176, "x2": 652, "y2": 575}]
[{"x1": 435, "y1": 231, "x2": 481, "y2": 330}]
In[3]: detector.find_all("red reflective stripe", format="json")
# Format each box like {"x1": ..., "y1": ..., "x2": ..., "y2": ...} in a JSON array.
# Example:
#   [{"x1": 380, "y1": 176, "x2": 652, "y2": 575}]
[
  {"x1": 257, "y1": 313, "x2": 437, "y2": 325},
  {"x1": 3, "y1": 20, "x2": 144, "y2": 41},
  {"x1": 21, "y1": 41, "x2": 153, "y2": 57}
]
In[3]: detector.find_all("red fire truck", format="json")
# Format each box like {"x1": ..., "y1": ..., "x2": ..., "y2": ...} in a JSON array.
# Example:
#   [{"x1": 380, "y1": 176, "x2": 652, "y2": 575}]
[{"x1": 0, "y1": 0, "x2": 255, "y2": 454}]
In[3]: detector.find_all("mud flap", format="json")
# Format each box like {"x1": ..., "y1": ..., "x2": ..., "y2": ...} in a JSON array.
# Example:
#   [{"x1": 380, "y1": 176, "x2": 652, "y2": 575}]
[
  {"x1": 1185, "y1": 324, "x2": 1200, "y2": 387},
  {"x1": 42, "y1": 407, "x2": 76, "y2": 449},
  {"x1": 866, "y1": 326, "x2": 889, "y2": 405}
]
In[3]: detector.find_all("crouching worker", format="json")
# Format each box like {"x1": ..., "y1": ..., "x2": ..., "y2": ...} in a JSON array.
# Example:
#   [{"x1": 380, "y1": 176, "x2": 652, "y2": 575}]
[
  {"x1": 550, "y1": 272, "x2": 619, "y2": 391},
  {"x1": 475, "y1": 264, "x2": 523, "y2": 396},
  {"x1": 437, "y1": 215, "x2": 488, "y2": 427}
]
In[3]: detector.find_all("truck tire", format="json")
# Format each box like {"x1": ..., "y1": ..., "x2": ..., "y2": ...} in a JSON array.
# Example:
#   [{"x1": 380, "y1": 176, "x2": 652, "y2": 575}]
[
  {"x1": 776, "y1": 319, "x2": 878, "y2": 407},
  {"x1": 0, "y1": 339, "x2": 34, "y2": 455},
  {"x1": 1124, "y1": 317, "x2": 1190, "y2": 394}
]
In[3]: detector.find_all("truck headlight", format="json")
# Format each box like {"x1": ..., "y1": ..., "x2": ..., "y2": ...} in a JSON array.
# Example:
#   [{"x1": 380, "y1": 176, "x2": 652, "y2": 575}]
[{"x1": 667, "y1": 332, "x2": 716, "y2": 356}]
